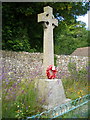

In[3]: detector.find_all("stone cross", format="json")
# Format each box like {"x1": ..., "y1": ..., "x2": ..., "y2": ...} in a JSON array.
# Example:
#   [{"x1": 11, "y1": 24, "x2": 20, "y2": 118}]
[{"x1": 38, "y1": 6, "x2": 58, "y2": 76}]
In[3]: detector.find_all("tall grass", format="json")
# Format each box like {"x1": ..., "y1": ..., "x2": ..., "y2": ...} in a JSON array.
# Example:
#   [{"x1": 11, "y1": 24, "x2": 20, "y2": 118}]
[
  {"x1": 1, "y1": 60, "x2": 44, "y2": 119},
  {"x1": 1, "y1": 58, "x2": 89, "y2": 118},
  {"x1": 62, "y1": 61, "x2": 89, "y2": 100}
]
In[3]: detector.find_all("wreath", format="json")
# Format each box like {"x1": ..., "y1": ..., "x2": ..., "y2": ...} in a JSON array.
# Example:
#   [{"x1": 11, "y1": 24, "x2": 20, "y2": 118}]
[{"x1": 46, "y1": 65, "x2": 57, "y2": 79}]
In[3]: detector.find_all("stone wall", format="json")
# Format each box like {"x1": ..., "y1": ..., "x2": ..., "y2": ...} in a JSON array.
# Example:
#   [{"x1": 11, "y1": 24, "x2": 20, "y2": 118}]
[
  {"x1": 56, "y1": 54, "x2": 88, "y2": 72},
  {"x1": 0, "y1": 50, "x2": 88, "y2": 80},
  {"x1": 0, "y1": 50, "x2": 43, "y2": 81}
]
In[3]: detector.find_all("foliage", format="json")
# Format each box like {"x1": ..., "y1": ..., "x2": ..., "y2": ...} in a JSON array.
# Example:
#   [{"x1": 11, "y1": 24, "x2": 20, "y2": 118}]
[
  {"x1": 54, "y1": 55, "x2": 57, "y2": 66},
  {"x1": 2, "y1": 61, "x2": 44, "y2": 118},
  {"x1": 2, "y1": 77, "x2": 39, "y2": 118},
  {"x1": 1, "y1": 57, "x2": 89, "y2": 118},
  {"x1": 55, "y1": 22, "x2": 88, "y2": 55},
  {"x1": 2, "y1": 2, "x2": 89, "y2": 54},
  {"x1": 68, "y1": 61, "x2": 78, "y2": 81},
  {"x1": 62, "y1": 63, "x2": 88, "y2": 100},
  {"x1": 61, "y1": 103, "x2": 89, "y2": 118}
]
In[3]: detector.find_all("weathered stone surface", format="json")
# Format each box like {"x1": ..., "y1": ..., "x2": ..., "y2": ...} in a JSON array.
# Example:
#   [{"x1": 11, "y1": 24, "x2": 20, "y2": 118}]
[
  {"x1": 38, "y1": 6, "x2": 58, "y2": 76},
  {"x1": 56, "y1": 55, "x2": 88, "y2": 73},
  {"x1": 35, "y1": 79, "x2": 70, "y2": 109},
  {"x1": 0, "y1": 50, "x2": 43, "y2": 82},
  {"x1": 0, "y1": 50, "x2": 88, "y2": 80}
]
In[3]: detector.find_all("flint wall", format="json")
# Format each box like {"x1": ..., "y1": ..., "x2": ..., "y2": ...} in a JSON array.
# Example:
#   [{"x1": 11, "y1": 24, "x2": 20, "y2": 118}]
[{"x1": 0, "y1": 50, "x2": 88, "y2": 80}]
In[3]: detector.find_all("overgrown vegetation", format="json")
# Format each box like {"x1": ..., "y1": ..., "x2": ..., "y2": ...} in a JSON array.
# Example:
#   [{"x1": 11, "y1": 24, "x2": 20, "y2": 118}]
[
  {"x1": 60, "y1": 103, "x2": 89, "y2": 118},
  {"x1": 62, "y1": 61, "x2": 88, "y2": 100},
  {"x1": 2, "y1": 2, "x2": 89, "y2": 54},
  {"x1": 2, "y1": 78, "x2": 42, "y2": 118},
  {"x1": 2, "y1": 59, "x2": 89, "y2": 118},
  {"x1": 2, "y1": 64, "x2": 44, "y2": 119},
  {"x1": 54, "y1": 55, "x2": 57, "y2": 66}
]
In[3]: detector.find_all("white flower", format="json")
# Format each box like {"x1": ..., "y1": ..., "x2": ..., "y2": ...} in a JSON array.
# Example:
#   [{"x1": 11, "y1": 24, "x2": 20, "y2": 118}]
[
  {"x1": 8, "y1": 72, "x2": 13, "y2": 75},
  {"x1": 52, "y1": 66, "x2": 55, "y2": 70}
]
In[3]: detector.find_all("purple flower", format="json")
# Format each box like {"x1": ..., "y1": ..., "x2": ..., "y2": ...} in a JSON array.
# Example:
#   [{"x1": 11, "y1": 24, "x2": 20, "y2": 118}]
[
  {"x1": 26, "y1": 106, "x2": 28, "y2": 110},
  {"x1": 41, "y1": 99, "x2": 45, "y2": 103},
  {"x1": 0, "y1": 75, "x2": 2, "y2": 80},
  {"x1": 9, "y1": 88, "x2": 12, "y2": 91},
  {"x1": 22, "y1": 90, "x2": 24, "y2": 93}
]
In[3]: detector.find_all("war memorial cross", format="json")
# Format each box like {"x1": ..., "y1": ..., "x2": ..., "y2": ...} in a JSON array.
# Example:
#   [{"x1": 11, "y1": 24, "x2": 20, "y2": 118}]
[{"x1": 38, "y1": 6, "x2": 58, "y2": 76}]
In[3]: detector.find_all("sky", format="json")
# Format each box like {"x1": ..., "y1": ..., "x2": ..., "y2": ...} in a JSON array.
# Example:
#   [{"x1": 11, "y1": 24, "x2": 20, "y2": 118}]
[{"x1": 77, "y1": 11, "x2": 88, "y2": 29}]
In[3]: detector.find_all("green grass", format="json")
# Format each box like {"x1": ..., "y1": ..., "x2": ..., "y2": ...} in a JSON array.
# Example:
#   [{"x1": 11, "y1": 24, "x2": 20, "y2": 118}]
[
  {"x1": 62, "y1": 62, "x2": 89, "y2": 100},
  {"x1": 2, "y1": 78, "x2": 43, "y2": 119},
  {"x1": 59, "y1": 103, "x2": 89, "y2": 118},
  {"x1": 62, "y1": 77, "x2": 88, "y2": 100},
  {"x1": 2, "y1": 62, "x2": 89, "y2": 119}
]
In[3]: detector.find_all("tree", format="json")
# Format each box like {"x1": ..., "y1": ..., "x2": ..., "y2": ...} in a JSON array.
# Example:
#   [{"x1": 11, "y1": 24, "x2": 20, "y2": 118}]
[
  {"x1": 2, "y1": 2, "x2": 89, "y2": 53},
  {"x1": 55, "y1": 21, "x2": 88, "y2": 55}
]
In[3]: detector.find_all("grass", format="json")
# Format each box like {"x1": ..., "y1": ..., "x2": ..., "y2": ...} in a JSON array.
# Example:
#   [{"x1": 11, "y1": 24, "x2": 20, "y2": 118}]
[
  {"x1": 62, "y1": 77, "x2": 88, "y2": 100},
  {"x1": 2, "y1": 78, "x2": 42, "y2": 118},
  {"x1": 59, "y1": 102, "x2": 89, "y2": 118},
  {"x1": 1, "y1": 60, "x2": 89, "y2": 119},
  {"x1": 61, "y1": 61, "x2": 89, "y2": 100},
  {"x1": 2, "y1": 64, "x2": 44, "y2": 119}
]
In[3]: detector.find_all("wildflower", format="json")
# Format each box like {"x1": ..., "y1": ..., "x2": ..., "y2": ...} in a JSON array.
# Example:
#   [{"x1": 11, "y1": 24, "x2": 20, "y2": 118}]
[
  {"x1": 8, "y1": 72, "x2": 13, "y2": 75},
  {"x1": 80, "y1": 90, "x2": 83, "y2": 92},
  {"x1": 26, "y1": 106, "x2": 28, "y2": 109},
  {"x1": 9, "y1": 88, "x2": 12, "y2": 91},
  {"x1": 77, "y1": 91, "x2": 80, "y2": 95},
  {"x1": 55, "y1": 113, "x2": 58, "y2": 116},
  {"x1": 22, "y1": 90, "x2": 24, "y2": 93},
  {"x1": 16, "y1": 110, "x2": 20, "y2": 113},
  {"x1": 17, "y1": 105, "x2": 19, "y2": 108}
]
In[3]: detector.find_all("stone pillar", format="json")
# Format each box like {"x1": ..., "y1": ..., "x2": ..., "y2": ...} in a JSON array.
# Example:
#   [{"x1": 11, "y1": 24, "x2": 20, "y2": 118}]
[{"x1": 38, "y1": 6, "x2": 58, "y2": 76}]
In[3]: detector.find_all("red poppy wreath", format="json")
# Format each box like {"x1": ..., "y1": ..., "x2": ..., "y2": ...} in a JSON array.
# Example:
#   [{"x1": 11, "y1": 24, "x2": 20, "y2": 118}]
[{"x1": 46, "y1": 65, "x2": 57, "y2": 79}]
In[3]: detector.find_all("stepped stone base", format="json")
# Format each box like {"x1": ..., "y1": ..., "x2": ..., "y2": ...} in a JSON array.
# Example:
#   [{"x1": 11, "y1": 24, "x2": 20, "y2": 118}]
[{"x1": 35, "y1": 79, "x2": 70, "y2": 109}]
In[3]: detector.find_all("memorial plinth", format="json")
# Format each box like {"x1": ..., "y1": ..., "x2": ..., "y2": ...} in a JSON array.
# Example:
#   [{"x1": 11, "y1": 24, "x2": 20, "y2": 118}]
[
  {"x1": 35, "y1": 79, "x2": 70, "y2": 109},
  {"x1": 37, "y1": 6, "x2": 70, "y2": 110}
]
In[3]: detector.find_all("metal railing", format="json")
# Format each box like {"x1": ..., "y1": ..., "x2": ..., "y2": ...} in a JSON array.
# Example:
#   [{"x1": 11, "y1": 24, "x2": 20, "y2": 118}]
[{"x1": 26, "y1": 94, "x2": 90, "y2": 119}]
